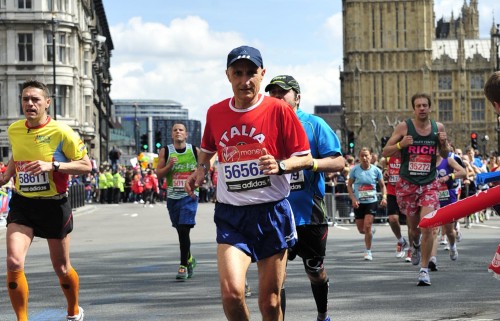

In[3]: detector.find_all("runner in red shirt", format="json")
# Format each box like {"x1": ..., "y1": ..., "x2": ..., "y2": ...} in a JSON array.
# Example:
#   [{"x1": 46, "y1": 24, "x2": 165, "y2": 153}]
[{"x1": 185, "y1": 46, "x2": 312, "y2": 321}]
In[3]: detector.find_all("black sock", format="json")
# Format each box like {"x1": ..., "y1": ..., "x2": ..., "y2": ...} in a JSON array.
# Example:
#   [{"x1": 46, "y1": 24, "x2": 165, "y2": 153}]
[
  {"x1": 311, "y1": 278, "x2": 329, "y2": 314},
  {"x1": 281, "y1": 286, "x2": 286, "y2": 319}
]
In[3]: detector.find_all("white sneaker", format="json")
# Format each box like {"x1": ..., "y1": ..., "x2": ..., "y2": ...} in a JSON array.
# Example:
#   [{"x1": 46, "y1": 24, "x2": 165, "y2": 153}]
[
  {"x1": 67, "y1": 306, "x2": 84, "y2": 321},
  {"x1": 364, "y1": 251, "x2": 373, "y2": 261},
  {"x1": 417, "y1": 270, "x2": 431, "y2": 286},
  {"x1": 455, "y1": 221, "x2": 462, "y2": 242},
  {"x1": 139, "y1": 200, "x2": 145, "y2": 204},
  {"x1": 450, "y1": 246, "x2": 458, "y2": 261},
  {"x1": 149, "y1": 204, "x2": 154, "y2": 208},
  {"x1": 405, "y1": 249, "x2": 412, "y2": 262},
  {"x1": 134, "y1": 201, "x2": 138, "y2": 204},
  {"x1": 396, "y1": 238, "x2": 409, "y2": 258}
]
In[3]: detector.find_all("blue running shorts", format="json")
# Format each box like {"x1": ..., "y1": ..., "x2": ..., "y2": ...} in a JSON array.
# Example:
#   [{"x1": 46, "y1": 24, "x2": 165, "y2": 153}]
[
  {"x1": 214, "y1": 199, "x2": 297, "y2": 262},
  {"x1": 166, "y1": 195, "x2": 198, "y2": 228}
]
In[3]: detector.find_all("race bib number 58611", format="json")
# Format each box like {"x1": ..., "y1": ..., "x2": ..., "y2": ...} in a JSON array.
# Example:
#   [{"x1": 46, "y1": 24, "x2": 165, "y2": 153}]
[
  {"x1": 16, "y1": 161, "x2": 50, "y2": 193},
  {"x1": 18, "y1": 171, "x2": 50, "y2": 192}
]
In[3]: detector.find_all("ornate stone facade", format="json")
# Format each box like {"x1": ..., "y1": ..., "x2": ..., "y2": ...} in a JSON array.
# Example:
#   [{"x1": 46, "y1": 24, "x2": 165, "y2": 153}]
[{"x1": 341, "y1": 0, "x2": 498, "y2": 155}]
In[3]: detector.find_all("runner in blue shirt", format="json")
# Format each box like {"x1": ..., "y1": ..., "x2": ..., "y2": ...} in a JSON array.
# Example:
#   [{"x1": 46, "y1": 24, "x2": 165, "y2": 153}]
[
  {"x1": 266, "y1": 75, "x2": 345, "y2": 321},
  {"x1": 347, "y1": 147, "x2": 387, "y2": 261}
]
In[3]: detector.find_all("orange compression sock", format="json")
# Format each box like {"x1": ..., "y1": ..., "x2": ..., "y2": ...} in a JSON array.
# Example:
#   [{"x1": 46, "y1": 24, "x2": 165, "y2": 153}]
[
  {"x1": 58, "y1": 267, "x2": 80, "y2": 316},
  {"x1": 7, "y1": 269, "x2": 29, "y2": 321}
]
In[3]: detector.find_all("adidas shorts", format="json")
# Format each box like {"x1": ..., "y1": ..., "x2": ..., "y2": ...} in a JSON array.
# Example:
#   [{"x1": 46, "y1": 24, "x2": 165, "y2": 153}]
[{"x1": 214, "y1": 199, "x2": 297, "y2": 262}]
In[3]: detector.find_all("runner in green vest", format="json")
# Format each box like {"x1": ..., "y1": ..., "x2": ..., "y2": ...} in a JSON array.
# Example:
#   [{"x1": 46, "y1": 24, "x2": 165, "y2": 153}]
[{"x1": 156, "y1": 123, "x2": 200, "y2": 281}]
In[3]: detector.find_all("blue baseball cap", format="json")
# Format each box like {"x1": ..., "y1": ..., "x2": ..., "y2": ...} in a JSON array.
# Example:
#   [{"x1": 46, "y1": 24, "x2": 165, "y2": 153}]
[{"x1": 227, "y1": 45, "x2": 263, "y2": 68}]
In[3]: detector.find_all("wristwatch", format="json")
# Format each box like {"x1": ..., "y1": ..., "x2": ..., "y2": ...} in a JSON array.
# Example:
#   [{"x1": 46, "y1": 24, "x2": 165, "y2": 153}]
[
  {"x1": 197, "y1": 163, "x2": 208, "y2": 175},
  {"x1": 52, "y1": 161, "x2": 60, "y2": 172},
  {"x1": 277, "y1": 160, "x2": 286, "y2": 175}
]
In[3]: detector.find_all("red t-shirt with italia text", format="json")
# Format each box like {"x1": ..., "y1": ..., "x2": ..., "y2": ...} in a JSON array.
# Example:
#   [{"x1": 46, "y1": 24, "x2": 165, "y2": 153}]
[{"x1": 201, "y1": 94, "x2": 310, "y2": 206}]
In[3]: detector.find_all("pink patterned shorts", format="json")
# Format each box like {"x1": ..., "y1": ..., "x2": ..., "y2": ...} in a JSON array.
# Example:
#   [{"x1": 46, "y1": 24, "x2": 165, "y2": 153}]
[{"x1": 396, "y1": 178, "x2": 440, "y2": 217}]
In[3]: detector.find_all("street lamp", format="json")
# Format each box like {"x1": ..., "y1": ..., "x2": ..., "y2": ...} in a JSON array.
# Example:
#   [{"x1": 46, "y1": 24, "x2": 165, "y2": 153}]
[
  {"x1": 492, "y1": 24, "x2": 500, "y2": 155},
  {"x1": 134, "y1": 103, "x2": 140, "y2": 155},
  {"x1": 50, "y1": 16, "x2": 58, "y2": 120}
]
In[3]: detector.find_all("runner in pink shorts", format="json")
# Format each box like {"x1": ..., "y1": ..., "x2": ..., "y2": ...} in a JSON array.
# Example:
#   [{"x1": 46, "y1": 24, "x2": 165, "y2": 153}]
[
  {"x1": 396, "y1": 178, "x2": 440, "y2": 218},
  {"x1": 382, "y1": 93, "x2": 449, "y2": 286}
]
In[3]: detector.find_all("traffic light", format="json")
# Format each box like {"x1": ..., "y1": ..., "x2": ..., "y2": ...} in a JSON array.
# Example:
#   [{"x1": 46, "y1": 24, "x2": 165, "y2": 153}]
[
  {"x1": 381, "y1": 136, "x2": 389, "y2": 149},
  {"x1": 348, "y1": 131, "x2": 355, "y2": 154},
  {"x1": 140, "y1": 134, "x2": 148, "y2": 151},
  {"x1": 155, "y1": 131, "x2": 162, "y2": 149},
  {"x1": 470, "y1": 132, "x2": 478, "y2": 150}
]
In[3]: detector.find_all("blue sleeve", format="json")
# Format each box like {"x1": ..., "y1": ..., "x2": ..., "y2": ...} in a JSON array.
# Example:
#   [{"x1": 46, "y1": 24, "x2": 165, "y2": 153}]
[{"x1": 314, "y1": 117, "x2": 342, "y2": 158}]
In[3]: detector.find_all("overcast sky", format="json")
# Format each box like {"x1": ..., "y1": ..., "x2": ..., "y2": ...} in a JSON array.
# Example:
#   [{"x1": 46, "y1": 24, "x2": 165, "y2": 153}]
[{"x1": 104, "y1": 0, "x2": 500, "y2": 126}]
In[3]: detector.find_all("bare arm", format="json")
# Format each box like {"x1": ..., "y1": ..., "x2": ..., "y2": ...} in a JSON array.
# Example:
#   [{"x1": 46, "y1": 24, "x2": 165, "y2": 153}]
[
  {"x1": 448, "y1": 157, "x2": 467, "y2": 180},
  {"x1": 21, "y1": 155, "x2": 91, "y2": 177},
  {"x1": 346, "y1": 177, "x2": 359, "y2": 209},
  {"x1": 259, "y1": 149, "x2": 313, "y2": 175},
  {"x1": 378, "y1": 176, "x2": 387, "y2": 208},
  {"x1": 315, "y1": 155, "x2": 346, "y2": 173},
  {"x1": 185, "y1": 150, "x2": 216, "y2": 196},
  {"x1": 382, "y1": 122, "x2": 411, "y2": 157},
  {"x1": 155, "y1": 147, "x2": 175, "y2": 179},
  {"x1": 437, "y1": 122, "x2": 450, "y2": 159}
]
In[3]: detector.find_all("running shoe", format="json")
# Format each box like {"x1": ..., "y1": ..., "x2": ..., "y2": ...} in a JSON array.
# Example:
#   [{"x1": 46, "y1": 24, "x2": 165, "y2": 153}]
[
  {"x1": 449, "y1": 247, "x2": 458, "y2": 261},
  {"x1": 417, "y1": 270, "x2": 431, "y2": 286},
  {"x1": 488, "y1": 244, "x2": 500, "y2": 280},
  {"x1": 317, "y1": 317, "x2": 331, "y2": 321},
  {"x1": 455, "y1": 222, "x2": 462, "y2": 242},
  {"x1": 444, "y1": 244, "x2": 450, "y2": 251},
  {"x1": 405, "y1": 249, "x2": 412, "y2": 263},
  {"x1": 67, "y1": 306, "x2": 84, "y2": 321},
  {"x1": 439, "y1": 235, "x2": 448, "y2": 245},
  {"x1": 176, "y1": 265, "x2": 188, "y2": 280},
  {"x1": 411, "y1": 245, "x2": 421, "y2": 266},
  {"x1": 396, "y1": 238, "x2": 409, "y2": 258},
  {"x1": 187, "y1": 257, "x2": 197, "y2": 278},
  {"x1": 364, "y1": 251, "x2": 373, "y2": 261},
  {"x1": 428, "y1": 258, "x2": 438, "y2": 271},
  {"x1": 245, "y1": 282, "x2": 252, "y2": 297}
]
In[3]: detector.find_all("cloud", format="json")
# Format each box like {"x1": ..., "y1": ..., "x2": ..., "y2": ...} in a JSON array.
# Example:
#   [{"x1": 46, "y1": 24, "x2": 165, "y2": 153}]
[
  {"x1": 110, "y1": 16, "x2": 245, "y2": 124},
  {"x1": 110, "y1": 15, "x2": 343, "y2": 126}
]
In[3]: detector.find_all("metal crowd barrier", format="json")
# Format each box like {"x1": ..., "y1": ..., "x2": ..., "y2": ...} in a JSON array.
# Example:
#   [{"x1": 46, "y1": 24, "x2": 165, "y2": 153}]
[
  {"x1": 68, "y1": 183, "x2": 85, "y2": 209},
  {"x1": 325, "y1": 182, "x2": 388, "y2": 225}
]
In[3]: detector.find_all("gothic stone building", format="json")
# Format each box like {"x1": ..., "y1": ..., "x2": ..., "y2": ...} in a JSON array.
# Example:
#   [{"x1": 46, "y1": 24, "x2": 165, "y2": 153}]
[{"x1": 341, "y1": 0, "x2": 499, "y2": 155}]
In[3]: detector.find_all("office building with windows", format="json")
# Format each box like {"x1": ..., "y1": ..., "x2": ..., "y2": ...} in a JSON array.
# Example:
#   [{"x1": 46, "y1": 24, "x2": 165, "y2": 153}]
[{"x1": 112, "y1": 99, "x2": 201, "y2": 161}]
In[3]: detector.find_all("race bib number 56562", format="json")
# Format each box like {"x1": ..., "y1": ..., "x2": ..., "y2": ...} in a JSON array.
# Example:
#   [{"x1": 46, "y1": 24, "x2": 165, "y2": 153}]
[{"x1": 220, "y1": 143, "x2": 271, "y2": 192}]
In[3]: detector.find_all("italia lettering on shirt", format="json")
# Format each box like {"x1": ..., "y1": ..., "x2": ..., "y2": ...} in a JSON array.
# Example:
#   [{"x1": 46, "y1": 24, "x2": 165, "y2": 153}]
[{"x1": 218, "y1": 125, "x2": 265, "y2": 148}]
